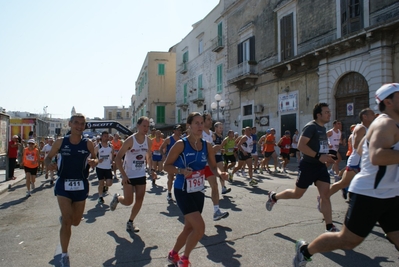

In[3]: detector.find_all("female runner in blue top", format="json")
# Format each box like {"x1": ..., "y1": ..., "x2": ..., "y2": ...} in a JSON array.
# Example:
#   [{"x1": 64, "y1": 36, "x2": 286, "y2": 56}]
[{"x1": 164, "y1": 112, "x2": 228, "y2": 267}]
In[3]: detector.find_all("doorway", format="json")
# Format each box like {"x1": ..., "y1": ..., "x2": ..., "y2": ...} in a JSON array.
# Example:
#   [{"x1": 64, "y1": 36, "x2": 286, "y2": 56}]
[{"x1": 280, "y1": 113, "x2": 297, "y2": 138}]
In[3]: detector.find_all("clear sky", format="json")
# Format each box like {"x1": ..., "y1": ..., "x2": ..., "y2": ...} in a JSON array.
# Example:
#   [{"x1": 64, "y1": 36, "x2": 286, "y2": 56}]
[{"x1": 0, "y1": 0, "x2": 219, "y2": 119}]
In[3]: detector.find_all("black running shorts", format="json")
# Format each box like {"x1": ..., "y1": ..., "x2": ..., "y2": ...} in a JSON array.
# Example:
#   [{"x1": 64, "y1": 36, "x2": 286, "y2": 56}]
[
  {"x1": 296, "y1": 160, "x2": 330, "y2": 189},
  {"x1": 174, "y1": 188, "x2": 204, "y2": 215}
]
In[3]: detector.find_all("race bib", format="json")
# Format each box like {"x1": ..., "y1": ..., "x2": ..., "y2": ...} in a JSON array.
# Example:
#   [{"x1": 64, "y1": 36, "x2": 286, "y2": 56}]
[
  {"x1": 216, "y1": 151, "x2": 221, "y2": 155},
  {"x1": 26, "y1": 154, "x2": 35, "y2": 161},
  {"x1": 319, "y1": 141, "x2": 329, "y2": 153},
  {"x1": 186, "y1": 169, "x2": 205, "y2": 193},
  {"x1": 132, "y1": 160, "x2": 145, "y2": 170},
  {"x1": 100, "y1": 155, "x2": 109, "y2": 159},
  {"x1": 285, "y1": 145, "x2": 290, "y2": 149},
  {"x1": 153, "y1": 150, "x2": 161, "y2": 156},
  {"x1": 64, "y1": 179, "x2": 84, "y2": 191},
  {"x1": 227, "y1": 148, "x2": 234, "y2": 153}
]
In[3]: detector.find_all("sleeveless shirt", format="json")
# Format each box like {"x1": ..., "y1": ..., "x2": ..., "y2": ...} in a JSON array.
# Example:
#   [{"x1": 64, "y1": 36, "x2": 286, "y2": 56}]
[
  {"x1": 96, "y1": 143, "x2": 113, "y2": 169},
  {"x1": 123, "y1": 134, "x2": 148, "y2": 178},
  {"x1": 328, "y1": 129, "x2": 341, "y2": 152},
  {"x1": 58, "y1": 136, "x2": 90, "y2": 180}
]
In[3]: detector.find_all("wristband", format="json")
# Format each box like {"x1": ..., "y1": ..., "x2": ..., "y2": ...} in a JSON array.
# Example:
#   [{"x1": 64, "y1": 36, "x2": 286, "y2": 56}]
[{"x1": 314, "y1": 153, "x2": 321, "y2": 160}]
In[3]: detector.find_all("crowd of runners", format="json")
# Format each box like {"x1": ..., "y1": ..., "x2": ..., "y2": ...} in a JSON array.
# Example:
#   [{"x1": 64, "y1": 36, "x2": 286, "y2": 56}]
[{"x1": 9, "y1": 83, "x2": 399, "y2": 267}]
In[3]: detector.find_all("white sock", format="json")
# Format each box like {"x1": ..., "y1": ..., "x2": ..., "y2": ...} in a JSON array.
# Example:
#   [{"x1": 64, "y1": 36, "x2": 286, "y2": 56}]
[
  {"x1": 214, "y1": 205, "x2": 219, "y2": 213},
  {"x1": 61, "y1": 253, "x2": 68, "y2": 258}
]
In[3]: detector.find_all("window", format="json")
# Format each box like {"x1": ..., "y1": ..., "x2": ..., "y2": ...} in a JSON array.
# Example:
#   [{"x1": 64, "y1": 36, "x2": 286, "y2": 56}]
[
  {"x1": 51, "y1": 123, "x2": 54, "y2": 127},
  {"x1": 156, "y1": 106, "x2": 165, "y2": 124},
  {"x1": 197, "y1": 74, "x2": 203, "y2": 98},
  {"x1": 117, "y1": 112, "x2": 122, "y2": 119},
  {"x1": 177, "y1": 109, "x2": 181, "y2": 124},
  {"x1": 184, "y1": 83, "x2": 188, "y2": 104},
  {"x1": 126, "y1": 112, "x2": 129, "y2": 118},
  {"x1": 183, "y1": 51, "x2": 188, "y2": 63},
  {"x1": 280, "y1": 13, "x2": 294, "y2": 61},
  {"x1": 158, "y1": 64, "x2": 165, "y2": 75},
  {"x1": 198, "y1": 39, "x2": 203, "y2": 55},
  {"x1": 237, "y1": 36, "x2": 255, "y2": 64},
  {"x1": 341, "y1": 0, "x2": 363, "y2": 36},
  {"x1": 243, "y1": 105, "x2": 252, "y2": 116},
  {"x1": 217, "y1": 22, "x2": 223, "y2": 46},
  {"x1": 217, "y1": 64, "x2": 223, "y2": 93},
  {"x1": 242, "y1": 119, "x2": 253, "y2": 128}
]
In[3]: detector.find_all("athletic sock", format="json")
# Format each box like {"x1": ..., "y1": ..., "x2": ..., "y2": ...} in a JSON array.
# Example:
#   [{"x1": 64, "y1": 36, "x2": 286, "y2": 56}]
[
  {"x1": 213, "y1": 205, "x2": 219, "y2": 213},
  {"x1": 271, "y1": 193, "x2": 277, "y2": 202},
  {"x1": 326, "y1": 223, "x2": 334, "y2": 231},
  {"x1": 300, "y1": 244, "x2": 312, "y2": 259},
  {"x1": 128, "y1": 219, "x2": 133, "y2": 223},
  {"x1": 61, "y1": 253, "x2": 68, "y2": 258}
]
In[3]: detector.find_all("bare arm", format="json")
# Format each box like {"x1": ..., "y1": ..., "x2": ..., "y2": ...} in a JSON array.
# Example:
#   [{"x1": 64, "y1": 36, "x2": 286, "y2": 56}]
[
  {"x1": 352, "y1": 126, "x2": 366, "y2": 150},
  {"x1": 115, "y1": 136, "x2": 133, "y2": 184},
  {"x1": 207, "y1": 142, "x2": 228, "y2": 180},
  {"x1": 368, "y1": 118, "x2": 399, "y2": 165},
  {"x1": 163, "y1": 140, "x2": 193, "y2": 177},
  {"x1": 297, "y1": 136, "x2": 335, "y2": 163}
]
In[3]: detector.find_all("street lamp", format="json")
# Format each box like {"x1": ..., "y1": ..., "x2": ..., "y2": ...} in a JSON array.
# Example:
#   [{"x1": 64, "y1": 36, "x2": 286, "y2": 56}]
[
  {"x1": 211, "y1": 94, "x2": 226, "y2": 122},
  {"x1": 149, "y1": 118, "x2": 155, "y2": 128}
]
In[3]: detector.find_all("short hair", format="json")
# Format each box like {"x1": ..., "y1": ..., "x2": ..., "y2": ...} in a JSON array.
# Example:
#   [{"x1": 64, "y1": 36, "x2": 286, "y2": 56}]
[
  {"x1": 137, "y1": 116, "x2": 149, "y2": 125},
  {"x1": 187, "y1": 112, "x2": 202, "y2": 125},
  {"x1": 359, "y1": 108, "x2": 372, "y2": 121},
  {"x1": 70, "y1": 113, "x2": 86, "y2": 122},
  {"x1": 313, "y1": 103, "x2": 329, "y2": 120},
  {"x1": 214, "y1": 122, "x2": 223, "y2": 128},
  {"x1": 101, "y1": 131, "x2": 109, "y2": 136},
  {"x1": 378, "y1": 92, "x2": 396, "y2": 112},
  {"x1": 333, "y1": 120, "x2": 340, "y2": 125}
]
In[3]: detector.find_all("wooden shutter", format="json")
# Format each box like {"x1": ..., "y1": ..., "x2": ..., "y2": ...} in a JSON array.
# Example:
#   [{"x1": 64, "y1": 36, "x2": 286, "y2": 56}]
[
  {"x1": 156, "y1": 106, "x2": 165, "y2": 124},
  {"x1": 198, "y1": 75, "x2": 203, "y2": 98},
  {"x1": 237, "y1": 42, "x2": 243, "y2": 64},
  {"x1": 218, "y1": 22, "x2": 223, "y2": 46},
  {"x1": 281, "y1": 13, "x2": 294, "y2": 60},
  {"x1": 217, "y1": 64, "x2": 223, "y2": 93},
  {"x1": 249, "y1": 36, "x2": 255, "y2": 61},
  {"x1": 183, "y1": 84, "x2": 187, "y2": 104}
]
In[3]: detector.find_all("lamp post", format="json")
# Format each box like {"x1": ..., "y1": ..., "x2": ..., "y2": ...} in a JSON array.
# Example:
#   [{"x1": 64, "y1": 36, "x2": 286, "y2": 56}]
[
  {"x1": 149, "y1": 118, "x2": 155, "y2": 128},
  {"x1": 211, "y1": 94, "x2": 226, "y2": 122}
]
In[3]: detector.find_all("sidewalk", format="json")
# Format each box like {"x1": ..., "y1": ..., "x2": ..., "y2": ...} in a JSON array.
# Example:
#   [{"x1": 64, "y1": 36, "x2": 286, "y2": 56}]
[{"x1": 0, "y1": 168, "x2": 27, "y2": 195}]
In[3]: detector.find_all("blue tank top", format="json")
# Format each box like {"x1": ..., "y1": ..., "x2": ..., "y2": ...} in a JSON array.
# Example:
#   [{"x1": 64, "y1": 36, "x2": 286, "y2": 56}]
[
  {"x1": 173, "y1": 137, "x2": 208, "y2": 190},
  {"x1": 166, "y1": 135, "x2": 179, "y2": 154},
  {"x1": 251, "y1": 134, "x2": 257, "y2": 153},
  {"x1": 57, "y1": 136, "x2": 90, "y2": 179},
  {"x1": 214, "y1": 134, "x2": 223, "y2": 145}
]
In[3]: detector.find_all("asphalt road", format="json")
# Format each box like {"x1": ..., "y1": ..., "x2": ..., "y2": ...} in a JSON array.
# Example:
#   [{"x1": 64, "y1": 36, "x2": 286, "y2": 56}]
[{"x1": 0, "y1": 163, "x2": 398, "y2": 267}]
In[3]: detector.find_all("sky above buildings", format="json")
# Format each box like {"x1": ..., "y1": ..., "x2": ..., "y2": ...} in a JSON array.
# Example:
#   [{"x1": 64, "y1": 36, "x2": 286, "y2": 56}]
[{"x1": 0, "y1": 0, "x2": 219, "y2": 119}]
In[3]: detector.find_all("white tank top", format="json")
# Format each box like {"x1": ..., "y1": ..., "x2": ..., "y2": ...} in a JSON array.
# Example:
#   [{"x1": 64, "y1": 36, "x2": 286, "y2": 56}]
[
  {"x1": 328, "y1": 129, "x2": 341, "y2": 151},
  {"x1": 202, "y1": 130, "x2": 214, "y2": 144},
  {"x1": 241, "y1": 135, "x2": 253, "y2": 153},
  {"x1": 123, "y1": 134, "x2": 148, "y2": 178},
  {"x1": 349, "y1": 115, "x2": 399, "y2": 198},
  {"x1": 346, "y1": 124, "x2": 367, "y2": 167},
  {"x1": 96, "y1": 143, "x2": 113, "y2": 169}
]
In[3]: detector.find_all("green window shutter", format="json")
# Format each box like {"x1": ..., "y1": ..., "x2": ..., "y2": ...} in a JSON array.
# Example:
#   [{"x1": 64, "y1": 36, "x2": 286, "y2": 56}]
[
  {"x1": 218, "y1": 22, "x2": 223, "y2": 46},
  {"x1": 183, "y1": 51, "x2": 188, "y2": 62},
  {"x1": 198, "y1": 75, "x2": 203, "y2": 98},
  {"x1": 242, "y1": 119, "x2": 253, "y2": 128},
  {"x1": 156, "y1": 106, "x2": 165, "y2": 124},
  {"x1": 158, "y1": 64, "x2": 165, "y2": 75},
  {"x1": 217, "y1": 64, "x2": 223, "y2": 93},
  {"x1": 184, "y1": 84, "x2": 187, "y2": 104},
  {"x1": 177, "y1": 109, "x2": 181, "y2": 124}
]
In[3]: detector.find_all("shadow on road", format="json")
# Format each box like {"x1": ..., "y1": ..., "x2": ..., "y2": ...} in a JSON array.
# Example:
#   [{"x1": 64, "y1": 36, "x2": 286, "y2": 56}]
[
  {"x1": 200, "y1": 225, "x2": 242, "y2": 267},
  {"x1": 104, "y1": 230, "x2": 158, "y2": 267}
]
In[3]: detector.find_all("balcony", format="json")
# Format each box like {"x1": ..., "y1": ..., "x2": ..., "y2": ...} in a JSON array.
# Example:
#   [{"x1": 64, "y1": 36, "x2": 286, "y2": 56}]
[
  {"x1": 192, "y1": 97, "x2": 205, "y2": 107},
  {"x1": 227, "y1": 61, "x2": 258, "y2": 90},
  {"x1": 180, "y1": 62, "x2": 188, "y2": 74},
  {"x1": 177, "y1": 102, "x2": 189, "y2": 111},
  {"x1": 211, "y1": 36, "x2": 224, "y2": 52}
]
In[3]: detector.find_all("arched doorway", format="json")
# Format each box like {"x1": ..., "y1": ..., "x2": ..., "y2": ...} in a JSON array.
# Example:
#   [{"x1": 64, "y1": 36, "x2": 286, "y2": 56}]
[{"x1": 335, "y1": 72, "x2": 369, "y2": 156}]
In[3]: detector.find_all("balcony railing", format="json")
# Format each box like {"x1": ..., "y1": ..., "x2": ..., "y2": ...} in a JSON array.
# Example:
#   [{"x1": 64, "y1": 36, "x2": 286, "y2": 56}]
[
  {"x1": 180, "y1": 62, "x2": 188, "y2": 74},
  {"x1": 226, "y1": 61, "x2": 258, "y2": 84},
  {"x1": 211, "y1": 36, "x2": 224, "y2": 52}
]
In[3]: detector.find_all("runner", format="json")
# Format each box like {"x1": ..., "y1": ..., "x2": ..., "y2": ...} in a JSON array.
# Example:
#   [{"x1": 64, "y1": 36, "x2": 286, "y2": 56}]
[
  {"x1": 326, "y1": 120, "x2": 343, "y2": 178},
  {"x1": 291, "y1": 129, "x2": 300, "y2": 162},
  {"x1": 95, "y1": 131, "x2": 114, "y2": 205},
  {"x1": 160, "y1": 125, "x2": 183, "y2": 201},
  {"x1": 111, "y1": 133, "x2": 123, "y2": 180},
  {"x1": 266, "y1": 103, "x2": 337, "y2": 233},
  {"x1": 110, "y1": 116, "x2": 153, "y2": 233},
  {"x1": 293, "y1": 83, "x2": 399, "y2": 266},
  {"x1": 164, "y1": 112, "x2": 228, "y2": 267},
  {"x1": 23, "y1": 139, "x2": 40, "y2": 197},
  {"x1": 212, "y1": 122, "x2": 231, "y2": 194},
  {"x1": 277, "y1": 130, "x2": 291, "y2": 173},
  {"x1": 221, "y1": 130, "x2": 237, "y2": 181},
  {"x1": 202, "y1": 113, "x2": 229, "y2": 221},
  {"x1": 38, "y1": 141, "x2": 45, "y2": 175},
  {"x1": 251, "y1": 127, "x2": 259, "y2": 173},
  {"x1": 328, "y1": 108, "x2": 375, "y2": 199},
  {"x1": 45, "y1": 113, "x2": 98, "y2": 267},
  {"x1": 230, "y1": 127, "x2": 257, "y2": 186},
  {"x1": 42, "y1": 137, "x2": 55, "y2": 185},
  {"x1": 150, "y1": 130, "x2": 165, "y2": 183},
  {"x1": 259, "y1": 128, "x2": 278, "y2": 174}
]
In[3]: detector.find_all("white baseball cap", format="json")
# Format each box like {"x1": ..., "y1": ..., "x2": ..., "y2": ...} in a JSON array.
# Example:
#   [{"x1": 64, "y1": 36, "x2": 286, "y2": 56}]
[{"x1": 375, "y1": 83, "x2": 399, "y2": 104}]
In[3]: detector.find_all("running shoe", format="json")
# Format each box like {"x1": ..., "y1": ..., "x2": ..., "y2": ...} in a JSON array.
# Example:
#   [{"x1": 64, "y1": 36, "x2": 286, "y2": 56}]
[
  {"x1": 328, "y1": 169, "x2": 335, "y2": 176},
  {"x1": 241, "y1": 169, "x2": 245, "y2": 176},
  {"x1": 222, "y1": 187, "x2": 231, "y2": 194},
  {"x1": 126, "y1": 221, "x2": 140, "y2": 232},
  {"x1": 98, "y1": 197, "x2": 104, "y2": 204},
  {"x1": 213, "y1": 209, "x2": 229, "y2": 221},
  {"x1": 103, "y1": 186, "x2": 108, "y2": 193},
  {"x1": 259, "y1": 168, "x2": 264, "y2": 174},
  {"x1": 166, "y1": 194, "x2": 173, "y2": 202},
  {"x1": 31, "y1": 182, "x2": 35, "y2": 190},
  {"x1": 326, "y1": 225, "x2": 340, "y2": 232},
  {"x1": 293, "y1": 239, "x2": 311, "y2": 267},
  {"x1": 159, "y1": 171, "x2": 165, "y2": 175},
  {"x1": 273, "y1": 169, "x2": 279, "y2": 174},
  {"x1": 26, "y1": 191, "x2": 31, "y2": 198},
  {"x1": 110, "y1": 193, "x2": 120, "y2": 211},
  {"x1": 228, "y1": 172, "x2": 234, "y2": 183},
  {"x1": 266, "y1": 191, "x2": 276, "y2": 211},
  {"x1": 45, "y1": 173, "x2": 48, "y2": 179},
  {"x1": 316, "y1": 196, "x2": 321, "y2": 213},
  {"x1": 177, "y1": 258, "x2": 191, "y2": 267},
  {"x1": 50, "y1": 179, "x2": 54, "y2": 186},
  {"x1": 254, "y1": 169, "x2": 258, "y2": 174},
  {"x1": 60, "y1": 255, "x2": 70, "y2": 267},
  {"x1": 167, "y1": 250, "x2": 180, "y2": 265},
  {"x1": 249, "y1": 179, "x2": 258, "y2": 186},
  {"x1": 283, "y1": 169, "x2": 288, "y2": 174}
]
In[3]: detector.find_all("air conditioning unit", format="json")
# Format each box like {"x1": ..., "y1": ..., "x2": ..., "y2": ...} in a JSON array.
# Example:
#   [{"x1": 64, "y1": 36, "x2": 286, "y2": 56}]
[{"x1": 254, "y1": 105, "x2": 263, "y2": 114}]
